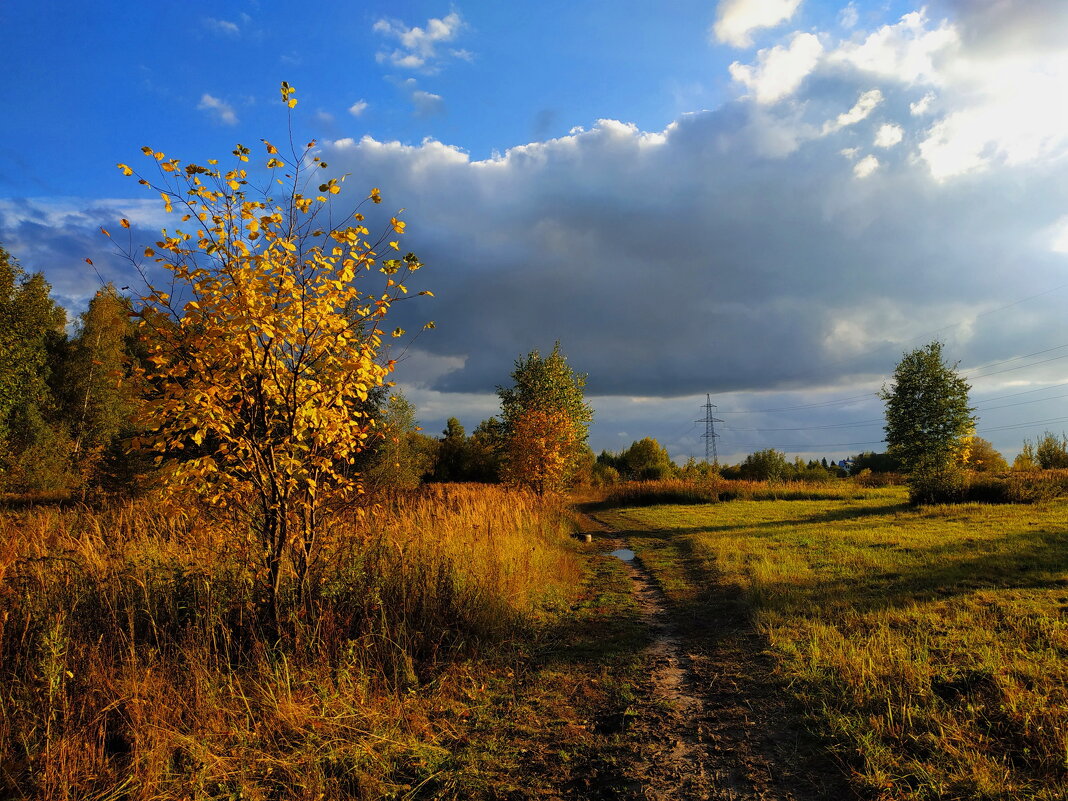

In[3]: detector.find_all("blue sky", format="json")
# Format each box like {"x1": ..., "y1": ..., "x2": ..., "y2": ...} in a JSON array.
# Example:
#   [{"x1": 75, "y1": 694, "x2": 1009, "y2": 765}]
[{"x1": 2, "y1": 0, "x2": 1068, "y2": 463}]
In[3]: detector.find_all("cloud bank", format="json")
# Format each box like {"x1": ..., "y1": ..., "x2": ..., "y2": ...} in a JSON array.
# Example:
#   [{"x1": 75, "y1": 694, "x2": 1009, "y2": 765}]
[
  {"x1": 3, "y1": 2, "x2": 1067, "y2": 460},
  {"x1": 311, "y1": 4, "x2": 1068, "y2": 407}
]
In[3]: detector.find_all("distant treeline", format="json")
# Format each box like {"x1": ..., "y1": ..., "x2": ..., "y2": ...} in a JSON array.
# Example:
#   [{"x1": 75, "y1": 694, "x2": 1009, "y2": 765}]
[{"x1": 2, "y1": 242, "x2": 1066, "y2": 498}]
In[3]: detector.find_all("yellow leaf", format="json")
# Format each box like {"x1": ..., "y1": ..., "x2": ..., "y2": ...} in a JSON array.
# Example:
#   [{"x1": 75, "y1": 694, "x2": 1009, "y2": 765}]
[
  {"x1": 117, "y1": 163, "x2": 133, "y2": 176},
  {"x1": 120, "y1": 218, "x2": 130, "y2": 229}
]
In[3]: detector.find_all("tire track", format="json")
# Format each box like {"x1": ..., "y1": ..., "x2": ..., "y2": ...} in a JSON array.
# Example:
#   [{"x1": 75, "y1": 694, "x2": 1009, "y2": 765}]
[{"x1": 582, "y1": 512, "x2": 851, "y2": 801}]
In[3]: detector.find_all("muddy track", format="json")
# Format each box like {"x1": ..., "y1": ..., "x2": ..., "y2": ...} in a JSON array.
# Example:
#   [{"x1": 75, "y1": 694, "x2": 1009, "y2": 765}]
[{"x1": 581, "y1": 512, "x2": 854, "y2": 801}]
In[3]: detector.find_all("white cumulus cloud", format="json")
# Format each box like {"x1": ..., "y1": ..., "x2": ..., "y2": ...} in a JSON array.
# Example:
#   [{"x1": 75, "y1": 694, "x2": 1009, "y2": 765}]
[
  {"x1": 822, "y1": 88, "x2": 883, "y2": 133},
  {"x1": 197, "y1": 93, "x2": 237, "y2": 125},
  {"x1": 373, "y1": 11, "x2": 466, "y2": 71},
  {"x1": 828, "y1": 10, "x2": 959, "y2": 84},
  {"x1": 348, "y1": 100, "x2": 369, "y2": 117},
  {"x1": 729, "y1": 32, "x2": 823, "y2": 104},
  {"x1": 853, "y1": 154, "x2": 880, "y2": 177},
  {"x1": 713, "y1": 0, "x2": 803, "y2": 48},
  {"x1": 412, "y1": 89, "x2": 445, "y2": 117},
  {"x1": 910, "y1": 91, "x2": 936, "y2": 115},
  {"x1": 874, "y1": 123, "x2": 904, "y2": 147}
]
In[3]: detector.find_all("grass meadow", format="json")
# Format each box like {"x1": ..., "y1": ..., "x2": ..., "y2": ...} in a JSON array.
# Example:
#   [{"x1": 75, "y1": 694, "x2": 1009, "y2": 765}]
[
  {"x1": 0, "y1": 485, "x2": 582, "y2": 800},
  {"x1": 600, "y1": 485, "x2": 1068, "y2": 799}
]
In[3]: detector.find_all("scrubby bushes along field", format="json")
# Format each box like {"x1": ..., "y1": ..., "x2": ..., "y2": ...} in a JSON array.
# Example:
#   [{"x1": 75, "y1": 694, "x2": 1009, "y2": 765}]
[{"x1": 598, "y1": 470, "x2": 1068, "y2": 509}]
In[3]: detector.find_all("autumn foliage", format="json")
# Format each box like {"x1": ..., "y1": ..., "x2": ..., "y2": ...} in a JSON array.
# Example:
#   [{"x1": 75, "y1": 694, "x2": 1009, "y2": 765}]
[
  {"x1": 110, "y1": 83, "x2": 431, "y2": 622},
  {"x1": 498, "y1": 343, "x2": 592, "y2": 494},
  {"x1": 503, "y1": 407, "x2": 581, "y2": 495}
]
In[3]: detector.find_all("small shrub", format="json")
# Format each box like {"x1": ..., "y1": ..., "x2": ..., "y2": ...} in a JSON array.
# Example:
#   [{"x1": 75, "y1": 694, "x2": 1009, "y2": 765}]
[
  {"x1": 962, "y1": 470, "x2": 1068, "y2": 504},
  {"x1": 853, "y1": 469, "x2": 905, "y2": 488}
]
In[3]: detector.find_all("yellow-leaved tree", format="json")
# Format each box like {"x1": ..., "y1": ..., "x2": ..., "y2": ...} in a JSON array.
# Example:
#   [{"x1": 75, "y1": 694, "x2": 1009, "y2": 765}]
[{"x1": 109, "y1": 82, "x2": 432, "y2": 628}]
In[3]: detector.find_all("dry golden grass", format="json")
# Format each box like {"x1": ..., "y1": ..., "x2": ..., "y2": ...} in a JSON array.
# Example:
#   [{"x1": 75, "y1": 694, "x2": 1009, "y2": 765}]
[{"x1": 0, "y1": 484, "x2": 580, "y2": 799}]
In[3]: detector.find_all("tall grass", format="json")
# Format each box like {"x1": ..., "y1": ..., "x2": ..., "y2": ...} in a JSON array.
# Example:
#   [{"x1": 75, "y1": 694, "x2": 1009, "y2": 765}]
[{"x1": 0, "y1": 484, "x2": 579, "y2": 799}]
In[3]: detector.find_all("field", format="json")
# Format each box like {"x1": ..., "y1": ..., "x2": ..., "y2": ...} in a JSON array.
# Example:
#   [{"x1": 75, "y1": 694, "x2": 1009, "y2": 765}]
[
  {"x1": 5, "y1": 480, "x2": 1068, "y2": 799},
  {"x1": 599, "y1": 485, "x2": 1068, "y2": 799},
  {"x1": 0, "y1": 486, "x2": 590, "y2": 799}
]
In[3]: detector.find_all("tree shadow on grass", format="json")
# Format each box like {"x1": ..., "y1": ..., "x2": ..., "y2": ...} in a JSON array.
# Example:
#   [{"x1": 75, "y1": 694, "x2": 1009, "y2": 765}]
[
  {"x1": 774, "y1": 527, "x2": 1068, "y2": 616},
  {"x1": 594, "y1": 498, "x2": 1068, "y2": 798},
  {"x1": 613, "y1": 503, "x2": 1068, "y2": 617}
]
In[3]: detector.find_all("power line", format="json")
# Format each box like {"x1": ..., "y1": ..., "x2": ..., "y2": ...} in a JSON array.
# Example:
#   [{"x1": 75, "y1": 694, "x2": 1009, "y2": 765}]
[
  {"x1": 967, "y1": 352, "x2": 1068, "y2": 380},
  {"x1": 974, "y1": 380, "x2": 1068, "y2": 404},
  {"x1": 962, "y1": 342, "x2": 1068, "y2": 375},
  {"x1": 720, "y1": 390, "x2": 1068, "y2": 433},
  {"x1": 978, "y1": 416, "x2": 1068, "y2": 434},
  {"x1": 716, "y1": 390, "x2": 880, "y2": 415}
]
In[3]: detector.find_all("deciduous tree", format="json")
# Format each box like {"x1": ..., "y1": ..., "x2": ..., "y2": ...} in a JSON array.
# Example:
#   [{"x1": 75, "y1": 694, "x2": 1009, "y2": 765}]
[
  {"x1": 738, "y1": 448, "x2": 789, "y2": 481},
  {"x1": 1034, "y1": 431, "x2": 1068, "y2": 469},
  {"x1": 498, "y1": 343, "x2": 592, "y2": 494},
  {"x1": 111, "y1": 83, "x2": 431, "y2": 625},
  {"x1": 60, "y1": 285, "x2": 142, "y2": 489},
  {"x1": 619, "y1": 437, "x2": 675, "y2": 480},
  {"x1": 881, "y1": 341, "x2": 974, "y2": 504},
  {"x1": 959, "y1": 436, "x2": 1008, "y2": 473}
]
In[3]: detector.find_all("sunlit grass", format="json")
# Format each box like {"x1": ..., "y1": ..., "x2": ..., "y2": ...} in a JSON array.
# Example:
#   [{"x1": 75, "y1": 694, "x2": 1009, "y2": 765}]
[
  {"x1": 0, "y1": 485, "x2": 580, "y2": 799},
  {"x1": 603, "y1": 489, "x2": 1068, "y2": 800}
]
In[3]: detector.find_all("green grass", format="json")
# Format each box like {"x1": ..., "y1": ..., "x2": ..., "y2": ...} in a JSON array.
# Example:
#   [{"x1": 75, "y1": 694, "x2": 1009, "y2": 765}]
[{"x1": 601, "y1": 488, "x2": 1068, "y2": 800}]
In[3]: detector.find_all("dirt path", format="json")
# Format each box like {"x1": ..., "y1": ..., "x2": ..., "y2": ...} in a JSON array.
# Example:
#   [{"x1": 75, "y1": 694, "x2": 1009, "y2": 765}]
[{"x1": 580, "y1": 512, "x2": 854, "y2": 801}]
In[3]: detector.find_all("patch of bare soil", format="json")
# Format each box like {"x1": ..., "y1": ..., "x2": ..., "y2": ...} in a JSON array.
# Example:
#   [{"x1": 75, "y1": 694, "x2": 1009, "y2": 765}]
[{"x1": 580, "y1": 512, "x2": 857, "y2": 801}]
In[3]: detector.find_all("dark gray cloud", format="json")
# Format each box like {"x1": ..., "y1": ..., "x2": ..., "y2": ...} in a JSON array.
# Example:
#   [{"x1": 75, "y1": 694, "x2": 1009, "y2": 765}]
[
  {"x1": 320, "y1": 93, "x2": 1068, "y2": 402},
  {"x1": 933, "y1": 0, "x2": 1068, "y2": 52}
]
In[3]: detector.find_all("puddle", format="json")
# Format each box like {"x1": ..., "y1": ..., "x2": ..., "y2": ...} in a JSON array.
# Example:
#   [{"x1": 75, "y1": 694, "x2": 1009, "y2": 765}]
[{"x1": 608, "y1": 548, "x2": 635, "y2": 562}]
